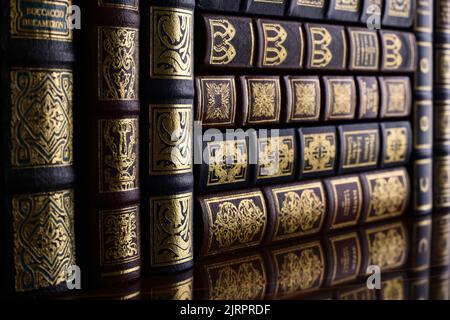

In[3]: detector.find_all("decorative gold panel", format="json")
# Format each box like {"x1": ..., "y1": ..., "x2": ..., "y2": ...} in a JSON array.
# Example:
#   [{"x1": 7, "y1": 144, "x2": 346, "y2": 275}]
[
  {"x1": 385, "y1": 127, "x2": 408, "y2": 163},
  {"x1": 303, "y1": 133, "x2": 336, "y2": 173},
  {"x1": 98, "y1": 26, "x2": 138, "y2": 100},
  {"x1": 10, "y1": 68, "x2": 73, "y2": 169},
  {"x1": 99, "y1": 118, "x2": 138, "y2": 193},
  {"x1": 12, "y1": 189, "x2": 76, "y2": 292},
  {"x1": 150, "y1": 7, "x2": 193, "y2": 79},
  {"x1": 388, "y1": 0, "x2": 410, "y2": 18},
  {"x1": 150, "y1": 104, "x2": 192, "y2": 175},
  {"x1": 257, "y1": 136, "x2": 295, "y2": 179},
  {"x1": 150, "y1": 193, "x2": 193, "y2": 267},
  {"x1": 262, "y1": 23, "x2": 288, "y2": 67},
  {"x1": 99, "y1": 206, "x2": 140, "y2": 266}
]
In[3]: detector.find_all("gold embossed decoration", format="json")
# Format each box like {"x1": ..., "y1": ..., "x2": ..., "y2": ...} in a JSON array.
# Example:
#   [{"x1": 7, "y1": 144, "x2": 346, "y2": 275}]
[
  {"x1": 360, "y1": 78, "x2": 379, "y2": 118},
  {"x1": 277, "y1": 249, "x2": 323, "y2": 293},
  {"x1": 303, "y1": 133, "x2": 336, "y2": 173},
  {"x1": 294, "y1": 82, "x2": 317, "y2": 118},
  {"x1": 207, "y1": 258, "x2": 266, "y2": 300},
  {"x1": 207, "y1": 140, "x2": 248, "y2": 186},
  {"x1": 257, "y1": 136, "x2": 295, "y2": 179},
  {"x1": 271, "y1": 183, "x2": 325, "y2": 241},
  {"x1": 382, "y1": 277, "x2": 405, "y2": 300},
  {"x1": 350, "y1": 30, "x2": 379, "y2": 70},
  {"x1": 150, "y1": 193, "x2": 193, "y2": 267},
  {"x1": 262, "y1": 23, "x2": 288, "y2": 67},
  {"x1": 98, "y1": 27, "x2": 138, "y2": 100},
  {"x1": 209, "y1": 19, "x2": 237, "y2": 65},
  {"x1": 206, "y1": 82, "x2": 231, "y2": 120},
  {"x1": 10, "y1": 68, "x2": 73, "y2": 169},
  {"x1": 12, "y1": 189, "x2": 76, "y2": 292},
  {"x1": 99, "y1": 206, "x2": 140, "y2": 266},
  {"x1": 310, "y1": 27, "x2": 333, "y2": 68},
  {"x1": 368, "y1": 171, "x2": 408, "y2": 219},
  {"x1": 211, "y1": 200, "x2": 265, "y2": 248},
  {"x1": 99, "y1": 0, "x2": 139, "y2": 10},
  {"x1": 330, "y1": 81, "x2": 353, "y2": 117},
  {"x1": 368, "y1": 226, "x2": 406, "y2": 270},
  {"x1": 99, "y1": 118, "x2": 138, "y2": 193},
  {"x1": 151, "y1": 7, "x2": 193, "y2": 79},
  {"x1": 204, "y1": 192, "x2": 267, "y2": 255},
  {"x1": 150, "y1": 104, "x2": 192, "y2": 175},
  {"x1": 10, "y1": 0, "x2": 73, "y2": 41},
  {"x1": 385, "y1": 127, "x2": 408, "y2": 163},
  {"x1": 388, "y1": 82, "x2": 407, "y2": 112},
  {"x1": 388, "y1": 0, "x2": 410, "y2": 18},
  {"x1": 150, "y1": 277, "x2": 193, "y2": 300},
  {"x1": 251, "y1": 81, "x2": 276, "y2": 117},
  {"x1": 383, "y1": 33, "x2": 403, "y2": 70}
]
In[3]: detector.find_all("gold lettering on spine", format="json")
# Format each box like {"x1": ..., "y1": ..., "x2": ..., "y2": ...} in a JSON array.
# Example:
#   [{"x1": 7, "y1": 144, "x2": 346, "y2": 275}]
[
  {"x1": 150, "y1": 193, "x2": 193, "y2": 267},
  {"x1": 98, "y1": 27, "x2": 138, "y2": 100},
  {"x1": 10, "y1": 0, "x2": 73, "y2": 41},
  {"x1": 10, "y1": 68, "x2": 73, "y2": 169},
  {"x1": 99, "y1": 118, "x2": 138, "y2": 193},
  {"x1": 99, "y1": 206, "x2": 140, "y2": 266},
  {"x1": 310, "y1": 27, "x2": 333, "y2": 68},
  {"x1": 13, "y1": 190, "x2": 76, "y2": 292},
  {"x1": 150, "y1": 104, "x2": 192, "y2": 175},
  {"x1": 151, "y1": 7, "x2": 193, "y2": 79},
  {"x1": 209, "y1": 19, "x2": 237, "y2": 65},
  {"x1": 262, "y1": 23, "x2": 288, "y2": 66}
]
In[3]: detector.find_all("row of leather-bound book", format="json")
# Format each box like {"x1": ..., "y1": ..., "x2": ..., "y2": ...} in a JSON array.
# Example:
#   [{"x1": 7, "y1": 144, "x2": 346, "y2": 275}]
[{"x1": 1, "y1": 0, "x2": 449, "y2": 299}]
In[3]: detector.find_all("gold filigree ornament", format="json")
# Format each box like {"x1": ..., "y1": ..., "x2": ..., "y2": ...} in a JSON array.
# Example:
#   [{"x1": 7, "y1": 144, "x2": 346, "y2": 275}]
[
  {"x1": 99, "y1": 27, "x2": 138, "y2": 100},
  {"x1": 310, "y1": 27, "x2": 333, "y2": 68},
  {"x1": 371, "y1": 177, "x2": 407, "y2": 216},
  {"x1": 383, "y1": 33, "x2": 403, "y2": 69},
  {"x1": 279, "y1": 191, "x2": 324, "y2": 233},
  {"x1": 151, "y1": 7, "x2": 193, "y2": 79},
  {"x1": 10, "y1": 68, "x2": 73, "y2": 169},
  {"x1": 208, "y1": 140, "x2": 247, "y2": 185},
  {"x1": 295, "y1": 82, "x2": 316, "y2": 116},
  {"x1": 385, "y1": 128, "x2": 408, "y2": 163},
  {"x1": 211, "y1": 200, "x2": 265, "y2": 248},
  {"x1": 209, "y1": 19, "x2": 237, "y2": 65},
  {"x1": 304, "y1": 134, "x2": 336, "y2": 171},
  {"x1": 210, "y1": 263, "x2": 265, "y2": 300},
  {"x1": 251, "y1": 82, "x2": 276, "y2": 117},
  {"x1": 206, "y1": 82, "x2": 231, "y2": 120},
  {"x1": 332, "y1": 83, "x2": 352, "y2": 114},
  {"x1": 258, "y1": 137, "x2": 294, "y2": 178},
  {"x1": 278, "y1": 250, "x2": 323, "y2": 292},
  {"x1": 370, "y1": 229, "x2": 406, "y2": 268}
]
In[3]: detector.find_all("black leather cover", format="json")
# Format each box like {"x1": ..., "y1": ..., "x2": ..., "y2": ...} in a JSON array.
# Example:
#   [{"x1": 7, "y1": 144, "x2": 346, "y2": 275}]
[
  {"x1": 141, "y1": 0, "x2": 195, "y2": 273},
  {"x1": 434, "y1": 98, "x2": 450, "y2": 153},
  {"x1": 413, "y1": 99, "x2": 433, "y2": 158},
  {"x1": 411, "y1": 158, "x2": 433, "y2": 215},
  {"x1": 0, "y1": 0, "x2": 76, "y2": 294},
  {"x1": 241, "y1": 0, "x2": 287, "y2": 16},
  {"x1": 431, "y1": 212, "x2": 450, "y2": 269},
  {"x1": 380, "y1": 30, "x2": 416, "y2": 72},
  {"x1": 197, "y1": 0, "x2": 241, "y2": 12},
  {"x1": 255, "y1": 19, "x2": 304, "y2": 70},
  {"x1": 305, "y1": 23, "x2": 348, "y2": 71},
  {"x1": 434, "y1": 155, "x2": 450, "y2": 211},
  {"x1": 199, "y1": 14, "x2": 254, "y2": 69},
  {"x1": 85, "y1": 0, "x2": 142, "y2": 286}
]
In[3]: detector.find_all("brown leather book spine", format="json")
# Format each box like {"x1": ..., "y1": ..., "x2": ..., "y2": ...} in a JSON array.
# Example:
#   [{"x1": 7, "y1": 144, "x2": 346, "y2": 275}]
[{"x1": 86, "y1": 0, "x2": 141, "y2": 286}]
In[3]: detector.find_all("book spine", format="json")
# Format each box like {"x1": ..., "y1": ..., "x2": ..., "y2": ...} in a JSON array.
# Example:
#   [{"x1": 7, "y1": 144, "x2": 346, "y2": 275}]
[
  {"x1": 410, "y1": 0, "x2": 434, "y2": 216},
  {"x1": 198, "y1": 14, "x2": 416, "y2": 72},
  {"x1": 195, "y1": 75, "x2": 411, "y2": 128},
  {"x1": 434, "y1": 0, "x2": 450, "y2": 212},
  {"x1": 195, "y1": 167, "x2": 410, "y2": 259},
  {"x1": 196, "y1": 122, "x2": 411, "y2": 193},
  {"x1": 194, "y1": 219, "x2": 411, "y2": 300},
  {"x1": 86, "y1": 0, "x2": 141, "y2": 286},
  {"x1": 0, "y1": 0, "x2": 76, "y2": 294},
  {"x1": 141, "y1": 0, "x2": 195, "y2": 272}
]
